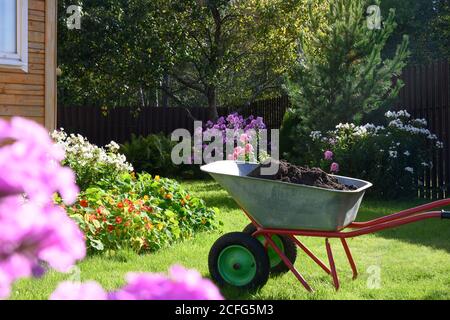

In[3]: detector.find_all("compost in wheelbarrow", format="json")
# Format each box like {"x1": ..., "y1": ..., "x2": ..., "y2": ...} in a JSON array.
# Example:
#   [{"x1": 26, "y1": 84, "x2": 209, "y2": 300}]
[
  {"x1": 201, "y1": 160, "x2": 372, "y2": 231},
  {"x1": 247, "y1": 159, "x2": 356, "y2": 191}
]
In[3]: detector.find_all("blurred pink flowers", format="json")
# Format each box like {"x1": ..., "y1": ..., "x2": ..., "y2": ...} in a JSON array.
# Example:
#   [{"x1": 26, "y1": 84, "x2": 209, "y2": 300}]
[
  {"x1": 0, "y1": 117, "x2": 79, "y2": 203},
  {"x1": 1, "y1": 117, "x2": 222, "y2": 301},
  {"x1": 0, "y1": 117, "x2": 84, "y2": 299},
  {"x1": 330, "y1": 162, "x2": 340, "y2": 173},
  {"x1": 50, "y1": 281, "x2": 107, "y2": 300},
  {"x1": 0, "y1": 198, "x2": 85, "y2": 296},
  {"x1": 324, "y1": 150, "x2": 333, "y2": 160},
  {"x1": 51, "y1": 265, "x2": 223, "y2": 300}
]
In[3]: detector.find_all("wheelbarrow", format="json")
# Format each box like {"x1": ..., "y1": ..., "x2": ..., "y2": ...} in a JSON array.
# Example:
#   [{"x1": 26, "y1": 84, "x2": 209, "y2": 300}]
[{"x1": 201, "y1": 160, "x2": 450, "y2": 291}]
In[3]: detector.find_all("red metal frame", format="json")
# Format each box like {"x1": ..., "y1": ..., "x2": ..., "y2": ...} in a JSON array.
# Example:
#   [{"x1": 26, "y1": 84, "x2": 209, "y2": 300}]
[{"x1": 245, "y1": 198, "x2": 450, "y2": 292}]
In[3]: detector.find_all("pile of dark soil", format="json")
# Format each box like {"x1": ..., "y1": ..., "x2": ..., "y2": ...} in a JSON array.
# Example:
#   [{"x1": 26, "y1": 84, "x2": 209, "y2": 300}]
[{"x1": 247, "y1": 160, "x2": 356, "y2": 191}]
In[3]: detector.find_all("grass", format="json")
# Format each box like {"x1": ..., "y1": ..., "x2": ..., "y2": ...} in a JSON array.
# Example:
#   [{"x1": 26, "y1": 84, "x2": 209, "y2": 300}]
[{"x1": 11, "y1": 180, "x2": 450, "y2": 300}]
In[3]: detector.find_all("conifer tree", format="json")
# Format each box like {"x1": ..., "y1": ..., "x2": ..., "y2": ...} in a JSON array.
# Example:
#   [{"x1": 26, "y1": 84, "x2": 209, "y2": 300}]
[{"x1": 281, "y1": 0, "x2": 409, "y2": 162}]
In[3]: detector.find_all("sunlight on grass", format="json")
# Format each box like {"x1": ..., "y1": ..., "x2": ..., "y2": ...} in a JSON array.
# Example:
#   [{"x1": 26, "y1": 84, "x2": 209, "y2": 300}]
[{"x1": 11, "y1": 180, "x2": 450, "y2": 300}]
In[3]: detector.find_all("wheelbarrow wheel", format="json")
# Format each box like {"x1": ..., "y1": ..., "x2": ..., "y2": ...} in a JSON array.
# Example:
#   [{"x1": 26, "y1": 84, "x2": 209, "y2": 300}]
[
  {"x1": 209, "y1": 232, "x2": 270, "y2": 291},
  {"x1": 243, "y1": 224, "x2": 297, "y2": 275}
]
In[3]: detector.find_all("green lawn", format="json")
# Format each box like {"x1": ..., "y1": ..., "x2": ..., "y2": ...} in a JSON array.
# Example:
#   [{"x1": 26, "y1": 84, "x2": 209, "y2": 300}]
[{"x1": 11, "y1": 180, "x2": 450, "y2": 300}]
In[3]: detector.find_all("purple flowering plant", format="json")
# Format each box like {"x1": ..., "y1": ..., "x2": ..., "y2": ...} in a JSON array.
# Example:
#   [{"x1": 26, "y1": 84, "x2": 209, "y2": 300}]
[{"x1": 203, "y1": 113, "x2": 266, "y2": 162}]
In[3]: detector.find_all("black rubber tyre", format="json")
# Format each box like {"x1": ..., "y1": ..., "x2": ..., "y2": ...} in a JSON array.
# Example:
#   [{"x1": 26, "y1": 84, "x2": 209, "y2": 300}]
[
  {"x1": 208, "y1": 232, "x2": 270, "y2": 291},
  {"x1": 243, "y1": 223, "x2": 297, "y2": 275}
]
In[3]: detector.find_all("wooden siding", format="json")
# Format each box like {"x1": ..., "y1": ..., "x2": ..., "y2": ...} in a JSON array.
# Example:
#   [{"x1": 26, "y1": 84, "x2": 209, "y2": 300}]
[{"x1": 0, "y1": 0, "x2": 56, "y2": 129}]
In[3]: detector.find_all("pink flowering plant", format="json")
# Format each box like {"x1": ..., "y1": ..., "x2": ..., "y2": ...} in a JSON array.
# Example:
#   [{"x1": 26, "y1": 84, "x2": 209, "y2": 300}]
[
  {"x1": 0, "y1": 117, "x2": 221, "y2": 300},
  {"x1": 0, "y1": 117, "x2": 85, "y2": 299},
  {"x1": 50, "y1": 265, "x2": 223, "y2": 300},
  {"x1": 309, "y1": 110, "x2": 444, "y2": 198}
]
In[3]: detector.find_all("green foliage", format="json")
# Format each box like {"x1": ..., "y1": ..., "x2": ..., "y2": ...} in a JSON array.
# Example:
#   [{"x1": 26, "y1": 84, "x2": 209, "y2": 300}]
[
  {"x1": 433, "y1": 0, "x2": 450, "y2": 59},
  {"x1": 120, "y1": 134, "x2": 203, "y2": 179},
  {"x1": 58, "y1": 0, "x2": 170, "y2": 107},
  {"x1": 57, "y1": 0, "x2": 309, "y2": 114},
  {"x1": 158, "y1": 0, "x2": 307, "y2": 116},
  {"x1": 381, "y1": 0, "x2": 449, "y2": 63},
  {"x1": 281, "y1": 0, "x2": 409, "y2": 162},
  {"x1": 307, "y1": 111, "x2": 443, "y2": 199},
  {"x1": 64, "y1": 173, "x2": 219, "y2": 253},
  {"x1": 120, "y1": 134, "x2": 176, "y2": 176}
]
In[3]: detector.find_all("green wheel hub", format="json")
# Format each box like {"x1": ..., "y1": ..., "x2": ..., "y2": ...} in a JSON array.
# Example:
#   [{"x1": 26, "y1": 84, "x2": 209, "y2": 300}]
[
  {"x1": 217, "y1": 245, "x2": 257, "y2": 286},
  {"x1": 256, "y1": 235, "x2": 284, "y2": 268}
]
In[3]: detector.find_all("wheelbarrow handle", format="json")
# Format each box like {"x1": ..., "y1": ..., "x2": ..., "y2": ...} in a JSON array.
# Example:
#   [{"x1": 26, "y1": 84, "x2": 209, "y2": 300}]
[{"x1": 442, "y1": 210, "x2": 450, "y2": 219}]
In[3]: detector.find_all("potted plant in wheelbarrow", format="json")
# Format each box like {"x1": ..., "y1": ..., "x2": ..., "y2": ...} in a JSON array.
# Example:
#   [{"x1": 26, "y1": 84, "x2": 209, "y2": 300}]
[{"x1": 201, "y1": 160, "x2": 450, "y2": 292}]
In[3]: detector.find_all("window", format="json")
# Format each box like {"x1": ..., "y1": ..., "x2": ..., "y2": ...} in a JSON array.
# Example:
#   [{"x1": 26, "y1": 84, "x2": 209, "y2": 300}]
[{"x1": 0, "y1": 0, "x2": 28, "y2": 72}]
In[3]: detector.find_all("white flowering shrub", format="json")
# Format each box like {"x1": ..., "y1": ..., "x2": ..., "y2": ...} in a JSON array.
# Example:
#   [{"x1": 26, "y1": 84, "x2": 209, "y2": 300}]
[
  {"x1": 51, "y1": 130, "x2": 133, "y2": 190},
  {"x1": 309, "y1": 110, "x2": 443, "y2": 198}
]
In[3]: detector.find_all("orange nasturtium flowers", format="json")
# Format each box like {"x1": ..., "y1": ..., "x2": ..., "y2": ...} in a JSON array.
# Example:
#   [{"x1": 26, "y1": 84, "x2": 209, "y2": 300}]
[{"x1": 79, "y1": 199, "x2": 89, "y2": 208}]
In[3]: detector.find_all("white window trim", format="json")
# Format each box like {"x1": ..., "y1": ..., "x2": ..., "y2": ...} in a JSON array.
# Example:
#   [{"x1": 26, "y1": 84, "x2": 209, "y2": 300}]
[{"x1": 0, "y1": 0, "x2": 28, "y2": 72}]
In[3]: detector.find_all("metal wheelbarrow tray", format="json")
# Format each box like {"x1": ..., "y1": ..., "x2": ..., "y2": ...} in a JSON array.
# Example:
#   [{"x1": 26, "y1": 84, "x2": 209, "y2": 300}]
[
  {"x1": 202, "y1": 161, "x2": 450, "y2": 292},
  {"x1": 201, "y1": 160, "x2": 372, "y2": 231}
]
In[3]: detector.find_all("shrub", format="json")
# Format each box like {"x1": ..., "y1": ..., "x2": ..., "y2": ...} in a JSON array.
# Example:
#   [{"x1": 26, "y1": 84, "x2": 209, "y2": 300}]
[
  {"x1": 121, "y1": 133, "x2": 204, "y2": 179},
  {"x1": 121, "y1": 133, "x2": 176, "y2": 175},
  {"x1": 307, "y1": 110, "x2": 443, "y2": 198},
  {"x1": 51, "y1": 130, "x2": 133, "y2": 190},
  {"x1": 63, "y1": 172, "x2": 219, "y2": 253}
]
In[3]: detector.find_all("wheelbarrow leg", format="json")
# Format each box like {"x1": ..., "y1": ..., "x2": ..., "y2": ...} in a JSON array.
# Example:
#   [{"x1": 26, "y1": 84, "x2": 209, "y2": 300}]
[
  {"x1": 263, "y1": 234, "x2": 313, "y2": 292},
  {"x1": 289, "y1": 235, "x2": 331, "y2": 275},
  {"x1": 325, "y1": 239, "x2": 340, "y2": 290},
  {"x1": 341, "y1": 238, "x2": 358, "y2": 280}
]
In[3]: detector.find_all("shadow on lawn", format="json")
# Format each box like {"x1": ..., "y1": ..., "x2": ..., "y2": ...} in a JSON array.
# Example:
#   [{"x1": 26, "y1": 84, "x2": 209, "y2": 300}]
[
  {"x1": 203, "y1": 184, "x2": 450, "y2": 253},
  {"x1": 357, "y1": 199, "x2": 450, "y2": 253}
]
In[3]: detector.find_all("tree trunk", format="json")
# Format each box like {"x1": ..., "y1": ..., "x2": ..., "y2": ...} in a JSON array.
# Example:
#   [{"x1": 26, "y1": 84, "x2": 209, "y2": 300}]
[
  {"x1": 154, "y1": 88, "x2": 159, "y2": 107},
  {"x1": 161, "y1": 73, "x2": 169, "y2": 108},
  {"x1": 207, "y1": 86, "x2": 219, "y2": 120}
]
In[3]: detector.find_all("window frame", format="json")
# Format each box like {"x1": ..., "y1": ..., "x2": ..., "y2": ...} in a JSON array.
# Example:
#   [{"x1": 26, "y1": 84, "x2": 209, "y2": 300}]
[{"x1": 0, "y1": 0, "x2": 28, "y2": 72}]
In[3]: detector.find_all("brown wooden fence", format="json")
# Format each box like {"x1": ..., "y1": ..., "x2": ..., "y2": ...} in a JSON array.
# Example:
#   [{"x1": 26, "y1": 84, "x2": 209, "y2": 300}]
[
  {"x1": 57, "y1": 60, "x2": 450, "y2": 198},
  {"x1": 57, "y1": 95, "x2": 289, "y2": 146},
  {"x1": 397, "y1": 59, "x2": 450, "y2": 198}
]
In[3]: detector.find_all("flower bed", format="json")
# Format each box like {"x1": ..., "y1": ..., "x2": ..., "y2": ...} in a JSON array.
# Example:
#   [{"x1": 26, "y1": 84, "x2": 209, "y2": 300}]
[
  {"x1": 52, "y1": 130, "x2": 219, "y2": 254},
  {"x1": 63, "y1": 172, "x2": 218, "y2": 253},
  {"x1": 308, "y1": 110, "x2": 443, "y2": 198}
]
